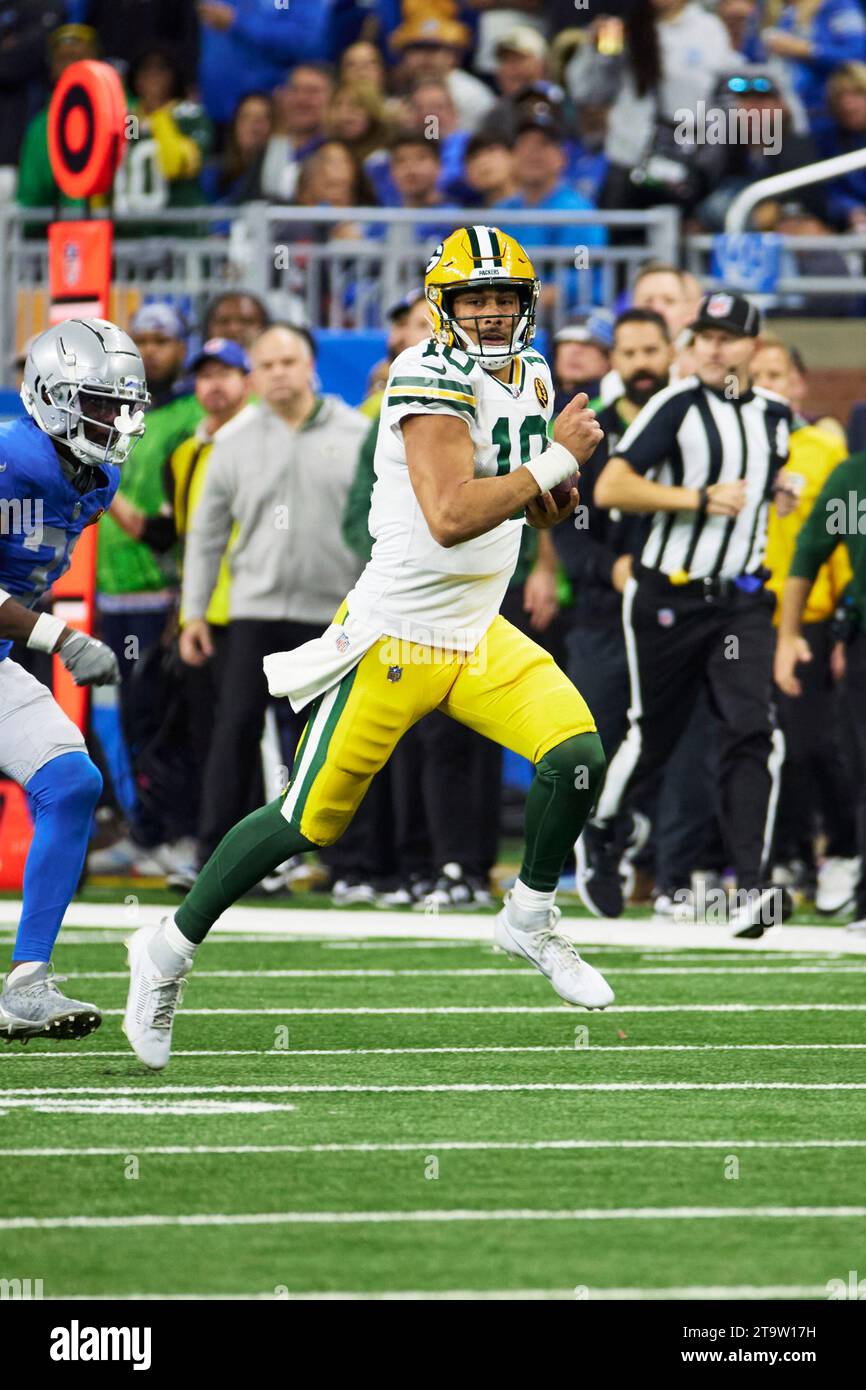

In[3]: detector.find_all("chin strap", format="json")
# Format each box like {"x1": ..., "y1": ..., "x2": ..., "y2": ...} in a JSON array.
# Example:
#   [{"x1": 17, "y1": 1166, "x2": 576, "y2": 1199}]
[{"x1": 54, "y1": 442, "x2": 103, "y2": 495}]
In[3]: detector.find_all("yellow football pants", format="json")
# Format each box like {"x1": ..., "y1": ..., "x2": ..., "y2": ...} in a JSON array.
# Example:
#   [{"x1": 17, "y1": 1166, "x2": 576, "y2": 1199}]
[{"x1": 281, "y1": 609, "x2": 596, "y2": 847}]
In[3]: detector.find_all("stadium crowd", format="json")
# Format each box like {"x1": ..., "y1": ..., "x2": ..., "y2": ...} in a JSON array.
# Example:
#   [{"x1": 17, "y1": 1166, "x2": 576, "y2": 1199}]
[
  {"x1": 5, "y1": 1, "x2": 866, "y2": 245},
  {"x1": 2, "y1": 0, "x2": 865, "y2": 919}
]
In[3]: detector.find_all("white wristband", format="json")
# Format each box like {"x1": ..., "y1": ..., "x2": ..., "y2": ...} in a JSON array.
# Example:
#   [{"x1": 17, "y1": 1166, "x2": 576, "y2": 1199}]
[
  {"x1": 26, "y1": 611, "x2": 67, "y2": 654},
  {"x1": 524, "y1": 441, "x2": 578, "y2": 494}
]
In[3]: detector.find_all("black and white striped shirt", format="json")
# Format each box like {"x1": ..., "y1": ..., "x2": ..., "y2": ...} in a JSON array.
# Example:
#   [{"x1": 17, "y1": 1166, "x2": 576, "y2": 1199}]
[{"x1": 614, "y1": 376, "x2": 791, "y2": 581}]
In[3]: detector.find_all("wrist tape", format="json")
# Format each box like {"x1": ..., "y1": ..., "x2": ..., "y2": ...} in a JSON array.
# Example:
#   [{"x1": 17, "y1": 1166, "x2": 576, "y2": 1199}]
[
  {"x1": 27, "y1": 612, "x2": 67, "y2": 654},
  {"x1": 524, "y1": 441, "x2": 577, "y2": 494}
]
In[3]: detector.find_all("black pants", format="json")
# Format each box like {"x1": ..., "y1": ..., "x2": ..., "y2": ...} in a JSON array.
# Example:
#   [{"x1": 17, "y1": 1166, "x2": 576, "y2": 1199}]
[
  {"x1": 774, "y1": 619, "x2": 858, "y2": 866},
  {"x1": 566, "y1": 617, "x2": 721, "y2": 888},
  {"x1": 842, "y1": 630, "x2": 866, "y2": 917},
  {"x1": 389, "y1": 713, "x2": 501, "y2": 879},
  {"x1": 197, "y1": 618, "x2": 377, "y2": 878},
  {"x1": 596, "y1": 569, "x2": 781, "y2": 889}
]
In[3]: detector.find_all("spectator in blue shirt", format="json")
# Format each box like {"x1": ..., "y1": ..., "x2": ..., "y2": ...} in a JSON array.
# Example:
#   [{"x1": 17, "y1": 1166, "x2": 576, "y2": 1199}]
[
  {"x1": 495, "y1": 119, "x2": 608, "y2": 314},
  {"x1": 717, "y1": 0, "x2": 766, "y2": 61},
  {"x1": 196, "y1": 0, "x2": 332, "y2": 127},
  {"x1": 818, "y1": 61, "x2": 866, "y2": 230},
  {"x1": 367, "y1": 134, "x2": 457, "y2": 243},
  {"x1": 463, "y1": 134, "x2": 518, "y2": 207},
  {"x1": 760, "y1": 0, "x2": 866, "y2": 127},
  {"x1": 406, "y1": 80, "x2": 472, "y2": 201}
]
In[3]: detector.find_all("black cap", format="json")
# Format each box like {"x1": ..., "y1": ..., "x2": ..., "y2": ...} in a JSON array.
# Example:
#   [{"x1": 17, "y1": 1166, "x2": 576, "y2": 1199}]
[{"x1": 691, "y1": 291, "x2": 761, "y2": 338}]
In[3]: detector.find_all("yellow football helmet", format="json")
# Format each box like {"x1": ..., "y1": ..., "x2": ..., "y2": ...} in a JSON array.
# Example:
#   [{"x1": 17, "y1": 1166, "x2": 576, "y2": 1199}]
[{"x1": 424, "y1": 225, "x2": 539, "y2": 371}]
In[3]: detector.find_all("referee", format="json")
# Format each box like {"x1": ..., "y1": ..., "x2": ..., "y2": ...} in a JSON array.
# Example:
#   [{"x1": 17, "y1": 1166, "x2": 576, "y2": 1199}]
[{"x1": 576, "y1": 291, "x2": 791, "y2": 936}]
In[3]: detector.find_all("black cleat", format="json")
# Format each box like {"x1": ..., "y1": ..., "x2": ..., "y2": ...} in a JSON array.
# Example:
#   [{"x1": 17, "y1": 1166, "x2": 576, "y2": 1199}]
[{"x1": 576, "y1": 821, "x2": 627, "y2": 919}]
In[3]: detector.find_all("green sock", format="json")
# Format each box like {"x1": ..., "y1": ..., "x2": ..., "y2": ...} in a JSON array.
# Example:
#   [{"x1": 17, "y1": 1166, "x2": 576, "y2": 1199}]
[
  {"x1": 175, "y1": 796, "x2": 317, "y2": 945},
  {"x1": 519, "y1": 731, "x2": 606, "y2": 892}
]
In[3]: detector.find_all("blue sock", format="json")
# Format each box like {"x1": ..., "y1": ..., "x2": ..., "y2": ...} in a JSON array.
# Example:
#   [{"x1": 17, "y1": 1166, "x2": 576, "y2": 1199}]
[{"x1": 13, "y1": 752, "x2": 103, "y2": 964}]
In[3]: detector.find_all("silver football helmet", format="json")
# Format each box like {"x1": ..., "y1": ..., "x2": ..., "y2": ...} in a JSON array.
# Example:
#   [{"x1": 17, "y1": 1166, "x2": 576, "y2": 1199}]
[{"x1": 20, "y1": 318, "x2": 150, "y2": 469}]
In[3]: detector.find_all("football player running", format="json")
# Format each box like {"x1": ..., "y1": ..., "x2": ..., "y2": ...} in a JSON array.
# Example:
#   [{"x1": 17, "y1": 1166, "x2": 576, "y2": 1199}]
[
  {"x1": 0, "y1": 320, "x2": 149, "y2": 1043},
  {"x1": 124, "y1": 225, "x2": 613, "y2": 1071}
]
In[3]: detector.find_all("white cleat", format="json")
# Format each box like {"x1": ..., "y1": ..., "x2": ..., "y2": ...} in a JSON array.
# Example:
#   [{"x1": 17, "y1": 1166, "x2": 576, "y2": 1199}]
[
  {"x1": 494, "y1": 901, "x2": 614, "y2": 1010},
  {"x1": 123, "y1": 923, "x2": 190, "y2": 1071},
  {"x1": 816, "y1": 857, "x2": 860, "y2": 915}
]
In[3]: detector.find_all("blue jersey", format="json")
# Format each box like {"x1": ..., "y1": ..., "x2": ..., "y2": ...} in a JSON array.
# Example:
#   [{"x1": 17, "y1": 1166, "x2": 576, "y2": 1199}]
[{"x1": 0, "y1": 418, "x2": 119, "y2": 661}]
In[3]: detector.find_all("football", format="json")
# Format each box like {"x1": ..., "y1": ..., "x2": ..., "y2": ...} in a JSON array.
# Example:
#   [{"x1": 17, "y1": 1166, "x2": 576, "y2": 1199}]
[{"x1": 549, "y1": 472, "x2": 580, "y2": 507}]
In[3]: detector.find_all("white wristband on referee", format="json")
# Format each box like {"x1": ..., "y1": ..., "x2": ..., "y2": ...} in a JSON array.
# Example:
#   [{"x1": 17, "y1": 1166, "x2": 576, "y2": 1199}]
[
  {"x1": 524, "y1": 441, "x2": 577, "y2": 494},
  {"x1": 26, "y1": 611, "x2": 67, "y2": 654}
]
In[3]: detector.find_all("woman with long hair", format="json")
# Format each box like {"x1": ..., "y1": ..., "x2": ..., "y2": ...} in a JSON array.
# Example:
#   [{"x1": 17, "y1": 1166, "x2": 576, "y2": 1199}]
[
  {"x1": 204, "y1": 91, "x2": 274, "y2": 204},
  {"x1": 565, "y1": 0, "x2": 739, "y2": 212},
  {"x1": 326, "y1": 82, "x2": 394, "y2": 163}
]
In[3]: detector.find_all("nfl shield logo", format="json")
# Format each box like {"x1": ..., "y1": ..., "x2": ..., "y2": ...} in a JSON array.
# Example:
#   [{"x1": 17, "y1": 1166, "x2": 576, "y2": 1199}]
[
  {"x1": 387, "y1": 665, "x2": 403, "y2": 683},
  {"x1": 658, "y1": 608, "x2": 675, "y2": 628},
  {"x1": 707, "y1": 293, "x2": 733, "y2": 319},
  {"x1": 335, "y1": 631, "x2": 349, "y2": 653}
]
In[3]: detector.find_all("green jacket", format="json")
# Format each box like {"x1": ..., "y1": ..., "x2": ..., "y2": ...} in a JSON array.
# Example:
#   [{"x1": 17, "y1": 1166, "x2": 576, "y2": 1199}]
[
  {"x1": 790, "y1": 452, "x2": 866, "y2": 624},
  {"x1": 97, "y1": 394, "x2": 204, "y2": 596},
  {"x1": 17, "y1": 108, "x2": 85, "y2": 214},
  {"x1": 17, "y1": 98, "x2": 212, "y2": 225},
  {"x1": 341, "y1": 411, "x2": 539, "y2": 586}
]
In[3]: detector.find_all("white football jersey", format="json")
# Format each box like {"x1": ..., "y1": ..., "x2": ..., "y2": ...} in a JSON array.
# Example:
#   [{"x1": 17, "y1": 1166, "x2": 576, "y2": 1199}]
[{"x1": 345, "y1": 336, "x2": 555, "y2": 651}]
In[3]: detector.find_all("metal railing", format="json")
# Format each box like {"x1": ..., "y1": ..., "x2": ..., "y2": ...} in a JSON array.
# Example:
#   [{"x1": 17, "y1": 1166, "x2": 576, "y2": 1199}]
[
  {"x1": 725, "y1": 147, "x2": 866, "y2": 234},
  {"x1": 685, "y1": 232, "x2": 866, "y2": 306},
  {"x1": 0, "y1": 202, "x2": 679, "y2": 383},
  {"x1": 3, "y1": 199, "x2": 863, "y2": 385}
]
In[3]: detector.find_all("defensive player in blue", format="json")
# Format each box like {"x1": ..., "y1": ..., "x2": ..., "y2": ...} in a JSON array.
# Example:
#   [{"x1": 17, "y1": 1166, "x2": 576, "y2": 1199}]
[{"x1": 0, "y1": 318, "x2": 149, "y2": 1043}]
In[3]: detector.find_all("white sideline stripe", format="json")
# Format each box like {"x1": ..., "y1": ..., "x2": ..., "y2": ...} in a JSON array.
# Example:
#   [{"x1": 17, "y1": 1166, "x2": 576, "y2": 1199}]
[
  {"x1": 5, "y1": 1082, "x2": 866, "y2": 1096},
  {"x1": 90, "y1": 1003, "x2": 866, "y2": 1015},
  {"x1": 64, "y1": 965, "x2": 866, "y2": 979},
  {"x1": 49, "y1": 1285, "x2": 832, "y2": 1301},
  {"x1": 282, "y1": 682, "x2": 339, "y2": 821},
  {"x1": 595, "y1": 574, "x2": 643, "y2": 823},
  {"x1": 4, "y1": 1139, "x2": 866, "y2": 1158},
  {"x1": 0, "y1": 901, "x2": 863, "y2": 954},
  {"x1": 4, "y1": 1205, "x2": 865, "y2": 1232},
  {"x1": 7, "y1": 1043, "x2": 866, "y2": 1061},
  {"x1": 0, "y1": 1100, "x2": 299, "y2": 1116},
  {"x1": 645, "y1": 952, "x2": 846, "y2": 962}
]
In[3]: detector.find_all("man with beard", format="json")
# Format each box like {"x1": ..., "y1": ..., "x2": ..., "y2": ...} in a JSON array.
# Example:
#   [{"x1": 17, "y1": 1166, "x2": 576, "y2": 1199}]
[{"x1": 553, "y1": 309, "x2": 673, "y2": 757}]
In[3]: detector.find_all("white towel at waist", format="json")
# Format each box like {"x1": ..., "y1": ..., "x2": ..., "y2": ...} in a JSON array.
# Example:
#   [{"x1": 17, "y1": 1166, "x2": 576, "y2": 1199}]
[{"x1": 263, "y1": 612, "x2": 381, "y2": 713}]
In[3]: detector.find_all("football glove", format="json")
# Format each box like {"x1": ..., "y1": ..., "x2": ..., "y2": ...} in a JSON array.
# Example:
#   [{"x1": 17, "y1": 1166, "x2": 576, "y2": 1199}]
[{"x1": 59, "y1": 630, "x2": 120, "y2": 686}]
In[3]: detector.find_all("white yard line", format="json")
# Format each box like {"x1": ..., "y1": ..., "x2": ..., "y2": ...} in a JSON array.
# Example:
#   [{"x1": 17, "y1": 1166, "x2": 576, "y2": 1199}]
[
  {"x1": 51, "y1": 1284, "x2": 833, "y2": 1300},
  {"x1": 63, "y1": 965, "x2": 866, "y2": 978},
  {"x1": 84, "y1": 1003, "x2": 866, "y2": 1015},
  {"x1": 3, "y1": 1139, "x2": 866, "y2": 1158},
  {"x1": 0, "y1": 901, "x2": 862, "y2": 953},
  {"x1": 5, "y1": 1043, "x2": 866, "y2": 1061},
  {"x1": 4, "y1": 1081, "x2": 866, "y2": 1096},
  {"x1": 4, "y1": 1205, "x2": 865, "y2": 1231}
]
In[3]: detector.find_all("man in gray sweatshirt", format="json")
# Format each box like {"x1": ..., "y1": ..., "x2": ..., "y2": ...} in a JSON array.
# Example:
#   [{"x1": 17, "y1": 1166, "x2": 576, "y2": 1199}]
[{"x1": 180, "y1": 323, "x2": 368, "y2": 868}]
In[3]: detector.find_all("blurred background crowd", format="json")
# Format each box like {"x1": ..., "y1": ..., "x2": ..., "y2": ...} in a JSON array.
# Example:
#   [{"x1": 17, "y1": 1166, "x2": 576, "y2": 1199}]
[
  {"x1": 4, "y1": 0, "x2": 866, "y2": 245},
  {"x1": 2, "y1": 0, "x2": 865, "y2": 917}
]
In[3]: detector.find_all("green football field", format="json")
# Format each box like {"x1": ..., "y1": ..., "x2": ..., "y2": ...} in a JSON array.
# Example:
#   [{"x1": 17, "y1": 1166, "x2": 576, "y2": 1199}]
[{"x1": 2, "y1": 906, "x2": 866, "y2": 1301}]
